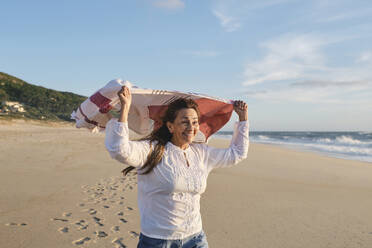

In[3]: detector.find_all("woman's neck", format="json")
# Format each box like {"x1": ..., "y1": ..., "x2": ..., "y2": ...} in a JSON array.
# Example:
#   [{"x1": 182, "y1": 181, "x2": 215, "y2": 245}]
[{"x1": 170, "y1": 138, "x2": 189, "y2": 150}]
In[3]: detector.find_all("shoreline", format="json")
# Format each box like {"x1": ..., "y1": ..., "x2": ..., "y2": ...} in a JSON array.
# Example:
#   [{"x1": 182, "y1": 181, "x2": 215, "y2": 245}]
[
  {"x1": 211, "y1": 136, "x2": 372, "y2": 164},
  {"x1": 253, "y1": 141, "x2": 372, "y2": 164},
  {"x1": 1, "y1": 119, "x2": 370, "y2": 164}
]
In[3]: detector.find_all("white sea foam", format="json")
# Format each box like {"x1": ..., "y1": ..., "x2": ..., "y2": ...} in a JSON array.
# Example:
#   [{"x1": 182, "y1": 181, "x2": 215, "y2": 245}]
[
  {"x1": 257, "y1": 135, "x2": 270, "y2": 140},
  {"x1": 317, "y1": 138, "x2": 332, "y2": 144},
  {"x1": 217, "y1": 131, "x2": 372, "y2": 162},
  {"x1": 335, "y1": 135, "x2": 363, "y2": 145},
  {"x1": 250, "y1": 133, "x2": 372, "y2": 163},
  {"x1": 304, "y1": 143, "x2": 372, "y2": 156},
  {"x1": 358, "y1": 131, "x2": 372, "y2": 135}
]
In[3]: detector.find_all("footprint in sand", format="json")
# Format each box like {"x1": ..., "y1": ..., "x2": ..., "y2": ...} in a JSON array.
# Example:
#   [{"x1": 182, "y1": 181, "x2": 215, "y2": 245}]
[
  {"x1": 82, "y1": 208, "x2": 98, "y2": 215},
  {"x1": 5, "y1": 222, "x2": 27, "y2": 226},
  {"x1": 112, "y1": 237, "x2": 127, "y2": 248},
  {"x1": 5, "y1": 223, "x2": 18, "y2": 226},
  {"x1": 52, "y1": 218, "x2": 69, "y2": 222},
  {"x1": 59, "y1": 227, "x2": 69, "y2": 233},
  {"x1": 73, "y1": 237, "x2": 91, "y2": 245},
  {"x1": 74, "y1": 220, "x2": 89, "y2": 230},
  {"x1": 117, "y1": 211, "x2": 124, "y2": 216},
  {"x1": 89, "y1": 209, "x2": 97, "y2": 215},
  {"x1": 129, "y1": 231, "x2": 139, "y2": 238},
  {"x1": 93, "y1": 216, "x2": 104, "y2": 226},
  {"x1": 119, "y1": 218, "x2": 128, "y2": 224},
  {"x1": 111, "y1": 226, "x2": 120, "y2": 232},
  {"x1": 94, "y1": 231, "x2": 108, "y2": 238},
  {"x1": 75, "y1": 219, "x2": 86, "y2": 224}
]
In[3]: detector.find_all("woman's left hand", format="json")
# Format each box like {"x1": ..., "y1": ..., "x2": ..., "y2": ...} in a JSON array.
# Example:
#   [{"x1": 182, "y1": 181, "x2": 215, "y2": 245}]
[{"x1": 233, "y1": 100, "x2": 248, "y2": 121}]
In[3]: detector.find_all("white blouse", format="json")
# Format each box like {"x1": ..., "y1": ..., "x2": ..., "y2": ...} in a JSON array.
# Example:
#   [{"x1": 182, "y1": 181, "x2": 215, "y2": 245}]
[{"x1": 105, "y1": 119, "x2": 249, "y2": 240}]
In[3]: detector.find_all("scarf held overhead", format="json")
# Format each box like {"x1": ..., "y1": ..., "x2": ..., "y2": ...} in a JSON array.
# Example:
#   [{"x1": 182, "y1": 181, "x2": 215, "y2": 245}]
[{"x1": 71, "y1": 79, "x2": 234, "y2": 142}]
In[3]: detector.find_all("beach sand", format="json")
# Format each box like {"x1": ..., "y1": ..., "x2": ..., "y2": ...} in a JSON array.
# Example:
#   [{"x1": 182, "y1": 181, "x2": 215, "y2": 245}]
[{"x1": 1, "y1": 120, "x2": 372, "y2": 248}]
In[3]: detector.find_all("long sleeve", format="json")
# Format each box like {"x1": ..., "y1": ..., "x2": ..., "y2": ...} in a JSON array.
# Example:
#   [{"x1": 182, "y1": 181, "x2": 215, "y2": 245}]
[
  {"x1": 105, "y1": 118, "x2": 151, "y2": 167},
  {"x1": 204, "y1": 120, "x2": 249, "y2": 172}
]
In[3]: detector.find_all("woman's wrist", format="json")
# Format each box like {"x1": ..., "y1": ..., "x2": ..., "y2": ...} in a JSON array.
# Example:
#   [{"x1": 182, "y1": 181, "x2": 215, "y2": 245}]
[
  {"x1": 238, "y1": 113, "x2": 248, "y2": 122},
  {"x1": 120, "y1": 104, "x2": 130, "y2": 112},
  {"x1": 118, "y1": 104, "x2": 130, "y2": 122}
]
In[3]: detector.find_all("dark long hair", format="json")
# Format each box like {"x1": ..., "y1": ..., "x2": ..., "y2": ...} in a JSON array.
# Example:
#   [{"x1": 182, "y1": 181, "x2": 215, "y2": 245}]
[{"x1": 122, "y1": 98, "x2": 200, "y2": 176}]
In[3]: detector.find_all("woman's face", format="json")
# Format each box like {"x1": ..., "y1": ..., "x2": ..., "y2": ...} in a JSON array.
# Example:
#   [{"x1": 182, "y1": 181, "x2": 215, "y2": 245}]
[{"x1": 167, "y1": 108, "x2": 199, "y2": 147}]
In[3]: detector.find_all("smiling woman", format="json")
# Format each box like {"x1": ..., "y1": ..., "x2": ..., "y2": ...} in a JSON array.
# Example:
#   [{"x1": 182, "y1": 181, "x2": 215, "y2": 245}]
[
  {"x1": 105, "y1": 86, "x2": 249, "y2": 248},
  {"x1": 166, "y1": 104, "x2": 200, "y2": 149}
]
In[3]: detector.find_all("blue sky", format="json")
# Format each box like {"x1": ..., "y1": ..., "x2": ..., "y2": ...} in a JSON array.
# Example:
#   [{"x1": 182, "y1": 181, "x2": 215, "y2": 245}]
[{"x1": 1, "y1": 0, "x2": 372, "y2": 131}]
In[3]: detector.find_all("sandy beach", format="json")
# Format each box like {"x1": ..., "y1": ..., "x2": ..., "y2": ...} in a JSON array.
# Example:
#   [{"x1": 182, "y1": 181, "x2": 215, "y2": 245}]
[{"x1": 1, "y1": 120, "x2": 372, "y2": 248}]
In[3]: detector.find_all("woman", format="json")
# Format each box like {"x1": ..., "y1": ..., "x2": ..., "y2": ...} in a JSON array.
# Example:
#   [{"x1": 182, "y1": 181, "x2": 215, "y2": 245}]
[{"x1": 105, "y1": 86, "x2": 249, "y2": 248}]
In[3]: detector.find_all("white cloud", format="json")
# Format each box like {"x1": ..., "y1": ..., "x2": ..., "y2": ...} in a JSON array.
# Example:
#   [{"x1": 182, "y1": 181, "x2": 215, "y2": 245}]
[
  {"x1": 153, "y1": 0, "x2": 184, "y2": 10},
  {"x1": 243, "y1": 34, "x2": 327, "y2": 85},
  {"x1": 290, "y1": 80, "x2": 371, "y2": 89},
  {"x1": 212, "y1": 10, "x2": 241, "y2": 32},
  {"x1": 246, "y1": 87, "x2": 343, "y2": 104},
  {"x1": 357, "y1": 51, "x2": 372, "y2": 63},
  {"x1": 309, "y1": 0, "x2": 372, "y2": 23},
  {"x1": 211, "y1": 0, "x2": 295, "y2": 32},
  {"x1": 316, "y1": 8, "x2": 372, "y2": 23},
  {"x1": 245, "y1": 80, "x2": 372, "y2": 104},
  {"x1": 242, "y1": 34, "x2": 372, "y2": 105}
]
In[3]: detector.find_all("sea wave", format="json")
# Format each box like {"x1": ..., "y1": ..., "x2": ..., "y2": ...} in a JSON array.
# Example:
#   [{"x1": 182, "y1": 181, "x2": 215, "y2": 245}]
[
  {"x1": 316, "y1": 138, "x2": 332, "y2": 144},
  {"x1": 257, "y1": 135, "x2": 270, "y2": 140},
  {"x1": 312, "y1": 135, "x2": 372, "y2": 146},
  {"x1": 303, "y1": 143, "x2": 372, "y2": 157},
  {"x1": 335, "y1": 135, "x2": 364, "y2": 145},
  {"x1": 249, "y1": 133, "x2": 372, "y2": 162},
  {"x1": 214, "y1": 131, "x2": 372, "y2": 162}
]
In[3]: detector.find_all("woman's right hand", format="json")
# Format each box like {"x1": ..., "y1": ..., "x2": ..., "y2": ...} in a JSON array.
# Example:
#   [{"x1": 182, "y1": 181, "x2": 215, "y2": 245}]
[{"x1": 118, "y1": 86, "x2": 132, "y2": 110}]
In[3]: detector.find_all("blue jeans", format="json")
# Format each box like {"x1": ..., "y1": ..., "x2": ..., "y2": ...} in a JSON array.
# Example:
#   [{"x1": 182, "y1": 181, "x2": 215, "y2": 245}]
[{"x1": 137, "y1": 230, "x2": 209, "y2": 248}]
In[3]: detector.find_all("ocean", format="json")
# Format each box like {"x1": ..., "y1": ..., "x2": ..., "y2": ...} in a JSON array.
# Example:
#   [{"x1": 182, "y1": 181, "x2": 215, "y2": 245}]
[{"x1": 214, "y1": 131, "x2": 372, "y2": 163}]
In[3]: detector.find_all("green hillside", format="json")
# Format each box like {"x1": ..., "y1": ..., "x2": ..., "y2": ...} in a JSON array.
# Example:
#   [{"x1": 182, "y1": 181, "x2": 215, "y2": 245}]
[{"x1": 0, "y1": 72, "x2": 87, "y2": 122}]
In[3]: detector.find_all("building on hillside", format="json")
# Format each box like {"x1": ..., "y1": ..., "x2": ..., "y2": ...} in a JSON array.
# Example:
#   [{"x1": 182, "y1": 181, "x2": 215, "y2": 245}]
[{"x1": 1, "y1": 101, "x2": 26, "y2": 113}]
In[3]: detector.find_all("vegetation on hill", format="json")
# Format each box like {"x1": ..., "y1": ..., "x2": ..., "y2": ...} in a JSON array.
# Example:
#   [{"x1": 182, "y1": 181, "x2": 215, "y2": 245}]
[{"x1": 0, "y1": 72, "x2": 87, "y2": 122}]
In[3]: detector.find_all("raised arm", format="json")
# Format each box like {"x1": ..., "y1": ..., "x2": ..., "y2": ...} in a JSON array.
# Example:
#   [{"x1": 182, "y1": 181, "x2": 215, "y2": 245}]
[
  {"x1": 105, "y1": 86, "x2": 151, "y2": 167},
  {"x1": 204, "y1": 100, "x2": 249, "y2": 172}
]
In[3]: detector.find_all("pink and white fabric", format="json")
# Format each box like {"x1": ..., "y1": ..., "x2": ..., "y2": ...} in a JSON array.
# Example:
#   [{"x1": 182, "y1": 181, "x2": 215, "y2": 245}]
[{"x1": 71, "y1": 79, "x2": 234, "y2": 142}]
